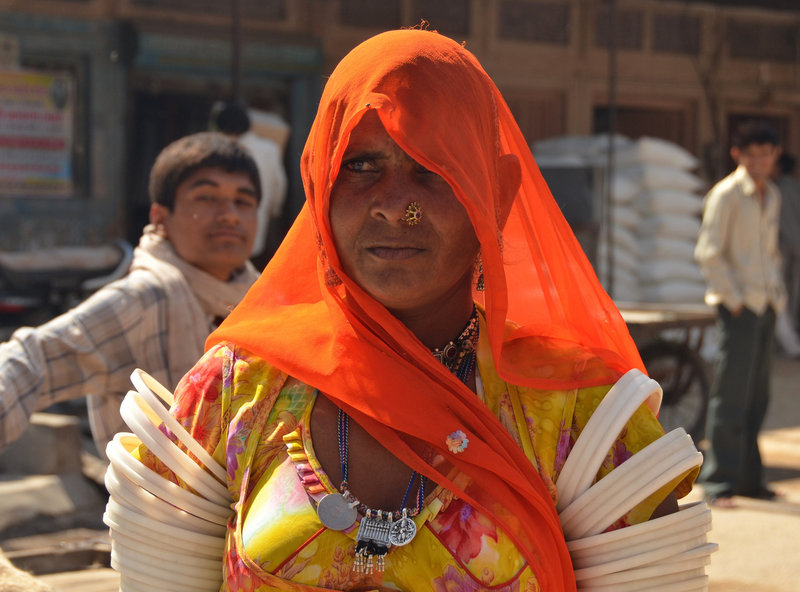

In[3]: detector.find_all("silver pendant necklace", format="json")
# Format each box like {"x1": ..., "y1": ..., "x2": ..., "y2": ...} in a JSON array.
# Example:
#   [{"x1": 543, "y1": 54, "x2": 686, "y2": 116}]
[
  {"x1": 316, "y1": 491, "x2": 358, "y2": 531},
  {"x1": 315, "y1": 312, "x2": 479, "y2": 574},
  {"x1": 314, "y1": 408, "x2": 424, "y2": 574}
]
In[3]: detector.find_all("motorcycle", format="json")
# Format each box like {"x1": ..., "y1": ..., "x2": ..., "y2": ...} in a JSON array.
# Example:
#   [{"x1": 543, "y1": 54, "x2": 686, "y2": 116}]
[{"x1": 0, "y1": 240, "x2": 134, "y2": 340}]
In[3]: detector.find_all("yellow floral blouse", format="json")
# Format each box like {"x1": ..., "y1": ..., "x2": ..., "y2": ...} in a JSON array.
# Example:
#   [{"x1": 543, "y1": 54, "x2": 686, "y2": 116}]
[{"x1": 134, "y1": 336, "x2": 695, "y2": 592}]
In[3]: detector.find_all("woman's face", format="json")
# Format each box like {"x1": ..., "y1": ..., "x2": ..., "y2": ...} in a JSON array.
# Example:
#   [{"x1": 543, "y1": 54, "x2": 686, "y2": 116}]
[{"x1": 329, "y1": 111, "x2": 480, "y2": 317}]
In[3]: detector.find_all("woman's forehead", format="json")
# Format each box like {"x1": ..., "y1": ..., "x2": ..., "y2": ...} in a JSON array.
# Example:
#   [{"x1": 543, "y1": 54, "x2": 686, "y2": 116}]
[
  {"x1": 342, "y1": 111, "x2": 418, "y2": 163},
  {"x1": 343, "y1": 111, "x2": 392, "y2": 149}
]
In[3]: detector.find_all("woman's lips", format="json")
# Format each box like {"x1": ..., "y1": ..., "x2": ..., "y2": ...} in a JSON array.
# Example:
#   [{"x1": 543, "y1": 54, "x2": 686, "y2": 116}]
[{"x1": 367, "y1": 246, "x2": 423, "y2": 260}]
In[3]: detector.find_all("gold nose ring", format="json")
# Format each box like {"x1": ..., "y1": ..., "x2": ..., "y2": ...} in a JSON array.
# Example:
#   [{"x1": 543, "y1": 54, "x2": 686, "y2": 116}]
[{"x1": 402, "y1": 201, "x2": 422, "y2": 226}]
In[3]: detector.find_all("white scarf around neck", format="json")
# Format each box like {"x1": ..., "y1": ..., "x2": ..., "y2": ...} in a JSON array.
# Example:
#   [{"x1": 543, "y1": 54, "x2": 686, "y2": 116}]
[{"x1": 130, "y1": 224, "x2": 260, "y2": 383}]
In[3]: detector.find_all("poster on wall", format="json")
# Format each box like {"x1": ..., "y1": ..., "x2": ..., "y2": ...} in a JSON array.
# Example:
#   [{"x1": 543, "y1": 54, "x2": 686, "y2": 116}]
[{"x1": 0, "y1": 69, "x2": 74, "y2": 197}]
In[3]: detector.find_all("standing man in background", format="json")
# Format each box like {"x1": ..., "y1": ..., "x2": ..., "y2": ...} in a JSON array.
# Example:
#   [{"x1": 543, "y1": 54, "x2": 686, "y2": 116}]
[{"x1": 695, "y1": 120, "x2": 786, "y2": 507}]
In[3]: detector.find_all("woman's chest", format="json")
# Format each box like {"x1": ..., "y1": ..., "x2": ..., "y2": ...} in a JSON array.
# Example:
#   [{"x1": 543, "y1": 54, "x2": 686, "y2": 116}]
[{"x1": 235, "y1": 418, "x2": 536, "y2": 591}]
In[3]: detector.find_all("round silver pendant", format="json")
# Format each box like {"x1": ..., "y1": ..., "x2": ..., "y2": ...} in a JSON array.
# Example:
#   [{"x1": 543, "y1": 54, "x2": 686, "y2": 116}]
[
  {"x1": 317, "y1": 493, "x2": 357, "y2": 531},
  {"x1": 388, "y1": 516, "x2": 417, "y2": 546}
]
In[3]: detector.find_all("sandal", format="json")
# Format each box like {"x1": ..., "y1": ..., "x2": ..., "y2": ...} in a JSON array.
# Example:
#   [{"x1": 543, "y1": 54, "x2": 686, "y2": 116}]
[{"x1": 707, "y1": 493, "x2": 737, "y2": 508}]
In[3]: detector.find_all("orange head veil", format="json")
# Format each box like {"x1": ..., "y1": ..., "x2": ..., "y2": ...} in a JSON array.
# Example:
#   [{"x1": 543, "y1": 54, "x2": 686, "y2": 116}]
[{"x1": 211, "y1": 29, "x2": 643, "y2": 591}]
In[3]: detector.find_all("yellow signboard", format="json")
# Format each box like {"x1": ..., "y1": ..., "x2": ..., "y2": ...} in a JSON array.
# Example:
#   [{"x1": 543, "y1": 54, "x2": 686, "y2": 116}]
[{"x1": 0, "y1": 69, "x2": 74, "y2": 197}]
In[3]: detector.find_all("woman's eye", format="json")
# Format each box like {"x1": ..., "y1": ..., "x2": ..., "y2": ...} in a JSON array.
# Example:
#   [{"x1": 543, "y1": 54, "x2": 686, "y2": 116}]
[
  {"x1": 415, "y1": 162, "x2": 442, "y2": 177},
  {"x1": 344, "y1": 159, "x2": 374, "y2": 172}
]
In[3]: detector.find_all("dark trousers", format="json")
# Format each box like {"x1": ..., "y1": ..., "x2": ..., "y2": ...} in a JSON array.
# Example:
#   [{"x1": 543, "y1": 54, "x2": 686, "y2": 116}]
[{"x1": 699, "y1": 305, "x2": 776, "y2": 498}]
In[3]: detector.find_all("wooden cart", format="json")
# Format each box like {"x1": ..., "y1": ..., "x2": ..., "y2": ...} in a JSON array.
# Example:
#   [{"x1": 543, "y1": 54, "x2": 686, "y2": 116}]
[{"x1": 617, "y1": 302, "x2": 717, "y2": 441}]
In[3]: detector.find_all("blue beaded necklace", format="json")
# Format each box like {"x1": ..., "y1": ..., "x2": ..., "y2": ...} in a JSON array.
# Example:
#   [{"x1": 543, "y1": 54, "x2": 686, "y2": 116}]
[{"x1": 328, "y1": 308, "x2": 479, "y2": 574}]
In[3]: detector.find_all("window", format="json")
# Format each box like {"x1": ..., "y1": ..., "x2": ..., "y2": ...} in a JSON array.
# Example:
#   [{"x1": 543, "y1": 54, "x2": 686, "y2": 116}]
[
  {"x1": 505, "y1": 92, "x2": 566, "y2": 146},
  {"x1": 129, "y1": 0, "x2": 287, "y2": 20},
  {"x1": 412, "y1": 0, "x2": 471, "y2": 37},
  {"x1": 653, "y1": 13, "x2": 701, "y2": 55},
  {"x1": 727, "y1": 19, "x2": 798, "y2": 62},
  {"x1": 499, "y1": 1, "x2": 570, "y2": 45},
  {"x1": 593, "y1": 104, "x2": 696, "y2": 155},
  {"x1": 595, "y1": 8, "x2": 644, "y2": 50},
  {"x1": 339, "y1": 0, "x2": 401, "y2": 29}
]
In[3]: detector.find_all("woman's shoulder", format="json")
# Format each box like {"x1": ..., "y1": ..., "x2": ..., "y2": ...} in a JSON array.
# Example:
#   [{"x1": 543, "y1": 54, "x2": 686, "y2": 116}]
[
  {"x1": 506, "y1": 368, "x2": 662, "y2": 443},
  {"x1": 199, "y1": 341, "x2": 314, "y2": 412},
  {"x1": 172, "y1": 342, "x2": 290, "y2": 414},
  {"x1": 203, "y1": 341, "x2": 287, "y2": 382}
]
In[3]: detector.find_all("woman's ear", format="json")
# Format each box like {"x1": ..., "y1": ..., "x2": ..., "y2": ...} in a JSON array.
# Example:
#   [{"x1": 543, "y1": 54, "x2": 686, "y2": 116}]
[{"x1": 497, "y1": 154, "x2": 521, "y2": 228}]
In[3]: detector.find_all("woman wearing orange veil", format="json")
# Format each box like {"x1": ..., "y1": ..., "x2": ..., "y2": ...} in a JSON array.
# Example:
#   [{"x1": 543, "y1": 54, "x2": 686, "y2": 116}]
[{"x1": 123, "y1": 29, "x2": 699, "y2": 591}]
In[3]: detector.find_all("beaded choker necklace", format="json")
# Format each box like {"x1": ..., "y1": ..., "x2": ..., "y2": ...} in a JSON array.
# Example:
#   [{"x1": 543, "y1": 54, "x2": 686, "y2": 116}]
[
  {"x1": 431, "y1": 306, "x2": 479, "y2": 373},
  {"x1": 315, "y1": 310, "x2": 479, "y2": 575}
]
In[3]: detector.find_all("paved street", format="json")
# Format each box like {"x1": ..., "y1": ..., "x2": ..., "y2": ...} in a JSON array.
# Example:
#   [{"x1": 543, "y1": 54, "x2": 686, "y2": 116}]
[{"x1": 689, "y1": 355, "x2": 800, "y2": 592}]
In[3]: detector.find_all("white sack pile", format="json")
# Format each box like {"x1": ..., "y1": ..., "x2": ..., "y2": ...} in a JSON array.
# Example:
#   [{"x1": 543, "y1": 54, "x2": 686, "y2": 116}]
[{"x1": 534, "y1": 134, "x2": 707, "y2": 304}]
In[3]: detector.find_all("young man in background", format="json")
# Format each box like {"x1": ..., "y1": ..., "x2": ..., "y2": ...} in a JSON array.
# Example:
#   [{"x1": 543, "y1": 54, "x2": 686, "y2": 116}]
[
  {"x1": 695, "y1": 120, "x2": 786, "y2": 507},
  {"x1": 0, "y1": 132, "x2": 261, "y2": 456}
]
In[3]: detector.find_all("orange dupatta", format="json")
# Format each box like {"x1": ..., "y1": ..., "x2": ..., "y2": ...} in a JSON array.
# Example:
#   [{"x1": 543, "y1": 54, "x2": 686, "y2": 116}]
[{"x1": 210, "y1": 29, "x2": 644, "y2": 591}]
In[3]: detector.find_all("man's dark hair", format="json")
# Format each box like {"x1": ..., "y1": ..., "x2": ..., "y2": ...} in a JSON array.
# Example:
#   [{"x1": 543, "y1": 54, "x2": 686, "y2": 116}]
[
  {"x1": 778, "y1": 153, "x2": 796, "y2": 176},
  {"x1": 209, "y1": 100, "x2": 251, "y2": 136},
  {"x1": 148, "y1": 132, "x2": 261, "y2": 209},
  {"x1": 731, "y1": 120, "x2": 780, "y2": 149}
]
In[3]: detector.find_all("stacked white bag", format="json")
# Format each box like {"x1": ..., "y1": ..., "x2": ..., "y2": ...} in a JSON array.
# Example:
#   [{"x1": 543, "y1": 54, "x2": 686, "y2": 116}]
[
  {"x1": 619, "y1": 138, "x2": 707, "y2": 304},
  {"x1": 104, "y1": 370, "x2": 233, "y2": 592},
  {"x1": 533, "y1": 135, "x2": 707, "y2": 304},
  {"x1": 556, "y1": 369, "x2": 717, "y2": 590},
  {"x1": 534, "y1": 134, "x2": 643, "y2": 301}
]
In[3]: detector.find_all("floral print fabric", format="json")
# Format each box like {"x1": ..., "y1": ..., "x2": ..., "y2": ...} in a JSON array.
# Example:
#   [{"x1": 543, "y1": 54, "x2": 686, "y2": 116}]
[{"x1": 133, "y1": 340, "x2": 695, "y2": 591}]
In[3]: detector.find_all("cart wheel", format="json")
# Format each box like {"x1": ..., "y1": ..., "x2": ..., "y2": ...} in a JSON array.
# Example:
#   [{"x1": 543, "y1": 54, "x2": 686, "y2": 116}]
[{"x1": 639, "y1": 340, "x2": 710, "y2": 442}]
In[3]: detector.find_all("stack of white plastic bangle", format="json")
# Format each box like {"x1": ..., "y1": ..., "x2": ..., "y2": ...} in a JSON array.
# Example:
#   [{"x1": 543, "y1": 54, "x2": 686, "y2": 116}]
[
  {"x1": 556, "y1": 369, "x2": 717, "y2": 591},
  {"x1": 104, "y1": 369, "x2": 233, "y2": 592}
]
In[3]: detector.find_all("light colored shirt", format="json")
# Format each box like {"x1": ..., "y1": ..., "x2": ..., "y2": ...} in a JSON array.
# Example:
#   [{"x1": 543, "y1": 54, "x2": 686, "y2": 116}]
[
  {"x1": 0, "y1": 268, "x2": 212, "y2": 455},
  {"x1": 239, "y1": 131, "x2": 287, "y2": 257},
  {"x1": 0, "y1": 229, "x2": 259, "y2": 457},
  {"x1": 695, "y1": 165, "x2": 786, "y2": 314}
]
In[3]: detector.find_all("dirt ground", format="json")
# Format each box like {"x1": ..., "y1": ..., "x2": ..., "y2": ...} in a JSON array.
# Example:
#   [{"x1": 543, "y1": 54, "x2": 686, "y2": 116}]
[{"x1": 697, "y1": 355, "x2": 800, "y2": 592}]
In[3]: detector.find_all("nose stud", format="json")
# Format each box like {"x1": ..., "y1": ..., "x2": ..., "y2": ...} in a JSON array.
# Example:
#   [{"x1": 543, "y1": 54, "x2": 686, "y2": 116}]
[{"x1": 401, "y1": 201, "x2": 423, "y2": 226}]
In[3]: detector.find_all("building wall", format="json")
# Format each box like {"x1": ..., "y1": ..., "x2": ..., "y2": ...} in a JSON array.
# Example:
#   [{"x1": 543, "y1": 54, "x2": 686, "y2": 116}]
[
  {"x1": 1, "y1": 0, "x2": 798, "y2": 250},
  {"x1": 0, "y1": 9, "x2": 128, "y2": 250},
  {"x1": 316, "y1": 0, "x2": 800, "y2": 182}
]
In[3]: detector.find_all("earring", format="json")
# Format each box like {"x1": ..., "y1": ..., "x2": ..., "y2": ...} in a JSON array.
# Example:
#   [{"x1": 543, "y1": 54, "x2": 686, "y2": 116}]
[
  {"x1": 475, "y1": 256, "x2": 485, "y2": 292},
  {"x1": 317, "y1": 234, "x2": 342, "y2": 287},
  {"x1": 401, "y1": 201, "x2": 423, "y2": 226}
]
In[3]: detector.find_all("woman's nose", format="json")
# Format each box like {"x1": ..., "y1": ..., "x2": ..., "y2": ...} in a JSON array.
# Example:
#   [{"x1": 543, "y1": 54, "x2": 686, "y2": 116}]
[{"x1": 369, "y1": 171, "x2": 417, "y2": 225}]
